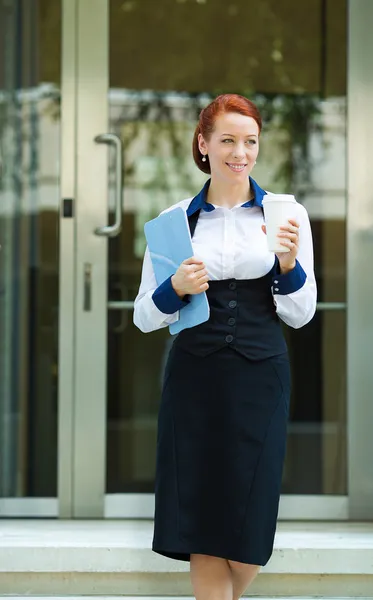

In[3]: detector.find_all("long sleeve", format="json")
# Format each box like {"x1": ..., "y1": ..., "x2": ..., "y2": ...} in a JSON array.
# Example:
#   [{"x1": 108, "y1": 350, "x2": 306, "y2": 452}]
[
  {"x1": 271, "y1": 203, "x2": 317, "y2": 329},
  {"x1": 133, "y1": 246, "x2": 189, "y2": 333}
]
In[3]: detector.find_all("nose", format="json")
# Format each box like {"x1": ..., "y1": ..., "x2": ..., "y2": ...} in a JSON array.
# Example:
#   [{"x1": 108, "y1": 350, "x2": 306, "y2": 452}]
[{"x1": 233, "y1": 142, "x2": 246, "y2": 159}]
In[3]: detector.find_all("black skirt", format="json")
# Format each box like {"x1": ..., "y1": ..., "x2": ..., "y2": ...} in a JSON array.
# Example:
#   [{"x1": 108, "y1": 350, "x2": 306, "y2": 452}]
[{"x1": 152, "y1": 342, "x2": 291, "y2": 566}]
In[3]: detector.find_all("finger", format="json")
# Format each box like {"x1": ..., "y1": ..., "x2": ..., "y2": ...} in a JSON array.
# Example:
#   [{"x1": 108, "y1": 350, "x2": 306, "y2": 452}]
[
  {"x1": 194, "y1": 262, "x2": 207, "y2": 272},
  {"x1": 187, "y1": 263, "x2": 206, "y2": 275},
  {"x1": 279, "y1": 231, "x2": 298, "y2": 241},
  {"x1": 199, "y1": 282, "x2": 209, "y2": 291},
  {"x1": 280, "y1": 220, "x2": 299, "y2": 231},
  {"x1": 277, "y1": 239, "x2": 296, "y2": 251},
  {"x1": 278, "y1": 232, "x2": 298, "y2": 243},
  {"x1": 279, "y1": 224, "x2": 299, "y2": 234},
  {"x1": 195, "y1": 267, "x2": 208, "y2": 278},
  {"x1": 183, "y1": 256, "x2": 204, "y2": 265},
  {"x1": 196, "y1": 273, "x2": 209, "y2": 283}
]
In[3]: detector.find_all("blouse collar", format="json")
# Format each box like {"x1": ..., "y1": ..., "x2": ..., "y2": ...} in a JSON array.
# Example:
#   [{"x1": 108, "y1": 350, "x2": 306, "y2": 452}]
[{"x1": 186, "y1": 176, "x2": 266, "y2": 217}]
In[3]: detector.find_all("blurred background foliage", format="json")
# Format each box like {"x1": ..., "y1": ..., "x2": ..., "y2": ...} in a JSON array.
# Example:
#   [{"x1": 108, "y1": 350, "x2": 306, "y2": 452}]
[
  {"x1": 38, "y1": 0, "x2": 346, "y2": 97},
  {"x1": 36, "y1": 0, "x2": 346, "y2": 195}
]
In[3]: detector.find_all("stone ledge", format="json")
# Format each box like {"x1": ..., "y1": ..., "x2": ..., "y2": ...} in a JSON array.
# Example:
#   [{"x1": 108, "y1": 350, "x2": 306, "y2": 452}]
[
  {"x1": 0, "y1": 572, "x2": 373, "y2": 597},
  {"x1": 2, "y1": 597, "x2": 373, "y2": 600},
  {"x1": 1, "y1": 545, "x2": 373, "y2": 575},
  {"x1": 1, "y1": 520, "x2": 373, "y2": 575},
  {"x1": 0, "y1": 520, "x2": 373, "y2": 597}
]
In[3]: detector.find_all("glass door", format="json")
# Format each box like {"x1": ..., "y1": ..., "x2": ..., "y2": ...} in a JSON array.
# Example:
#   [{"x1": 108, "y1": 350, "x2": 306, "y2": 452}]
[
  {"x1": 73, "y1": 0, "x2": 349, "y2": 518},
  {"x1": 105, "y1": 0, "x2": 348, "y2": 518},
  {"x1": 0, "y1": 0, "x2": 62, "y2": 517}
]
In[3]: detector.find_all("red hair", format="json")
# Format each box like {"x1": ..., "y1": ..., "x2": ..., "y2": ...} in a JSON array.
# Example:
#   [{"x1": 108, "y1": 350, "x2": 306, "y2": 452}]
[{"x1": 192, "y1": 94, "x2": 262, "y2": 174}]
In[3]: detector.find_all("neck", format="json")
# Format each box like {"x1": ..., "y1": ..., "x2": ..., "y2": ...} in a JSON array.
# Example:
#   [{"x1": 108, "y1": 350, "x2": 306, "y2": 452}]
[{"x1": 207, "y1": 177, "x2": 252, "y2": 209}]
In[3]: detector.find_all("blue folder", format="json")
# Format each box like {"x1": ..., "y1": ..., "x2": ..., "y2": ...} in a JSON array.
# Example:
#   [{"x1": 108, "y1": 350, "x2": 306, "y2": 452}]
[{"x1": 144, "y1": 207, "x2": 210, "y2": 334}]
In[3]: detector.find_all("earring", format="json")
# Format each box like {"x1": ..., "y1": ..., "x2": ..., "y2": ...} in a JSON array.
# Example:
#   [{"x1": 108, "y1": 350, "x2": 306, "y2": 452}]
[{"x1": 202, "y1": 155, "x2": 207, "y2": 162}]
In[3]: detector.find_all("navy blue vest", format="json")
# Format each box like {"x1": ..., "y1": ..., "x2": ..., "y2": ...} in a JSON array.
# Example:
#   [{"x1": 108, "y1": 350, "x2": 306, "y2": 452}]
[{"x1": 173, "y1": 209, "x2": 288, "y2": 361}]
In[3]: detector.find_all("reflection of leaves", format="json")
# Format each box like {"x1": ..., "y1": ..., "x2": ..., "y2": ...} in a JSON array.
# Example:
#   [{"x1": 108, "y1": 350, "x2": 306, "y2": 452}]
[
  {"x1": 113, "y1": 94, "x2": 203, "y2": 200},
  {"x1": 42, "y1": 95, "x2": 61, "y2": 122},
  {"x1": 253, "y1": 92, "x2": 322, "y2": 197},
  {"x1": 112, "y1": 90, "x2": 321, "y2": 201},
  {"x1": 2, "y1": 85, "x2": 322, "y2": 203}
]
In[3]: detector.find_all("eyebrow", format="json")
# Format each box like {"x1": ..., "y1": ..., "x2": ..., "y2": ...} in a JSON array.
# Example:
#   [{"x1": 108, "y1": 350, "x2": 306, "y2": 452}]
[{"x1": 220, "y1": 133, "x2": 258, "y2": 137}]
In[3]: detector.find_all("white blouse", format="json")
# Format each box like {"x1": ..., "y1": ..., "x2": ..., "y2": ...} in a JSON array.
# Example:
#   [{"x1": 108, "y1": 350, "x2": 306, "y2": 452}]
[{"x1": 133, "y1": 179, "x2": 317, "y2": 334}]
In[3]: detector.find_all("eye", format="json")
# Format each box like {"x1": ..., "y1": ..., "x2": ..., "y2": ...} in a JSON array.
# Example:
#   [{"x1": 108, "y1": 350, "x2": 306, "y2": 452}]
[
  {"x1": 246, "y1": 139, "x2": 257, "y2": 145},
  {"x1": 222, "y1": 138, "x2": 234, "y2": 143}
]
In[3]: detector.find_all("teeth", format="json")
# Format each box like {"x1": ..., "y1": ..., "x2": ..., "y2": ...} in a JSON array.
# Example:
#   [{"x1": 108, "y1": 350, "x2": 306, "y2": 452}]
[{"x1": 228, "y1": 164, "x2": 246, "y2": 171}]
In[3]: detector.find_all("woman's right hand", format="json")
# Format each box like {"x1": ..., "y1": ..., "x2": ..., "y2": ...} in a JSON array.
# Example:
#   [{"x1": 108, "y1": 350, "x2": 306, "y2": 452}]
[{"x1": 171, "y1": 256, "x2": 209, "y2": 298}]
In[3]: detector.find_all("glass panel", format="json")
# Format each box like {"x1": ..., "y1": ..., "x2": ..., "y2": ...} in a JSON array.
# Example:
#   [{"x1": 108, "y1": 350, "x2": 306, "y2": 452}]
[
  {"x1": 0, "y1": 0, "x2": 61, "y2": 498},
  {"x1": 283, "y1": 310, "x2": 347, "y2": 494},
  {"x1": 107, "y1": 0, "x2": 347, "y2": 496}
]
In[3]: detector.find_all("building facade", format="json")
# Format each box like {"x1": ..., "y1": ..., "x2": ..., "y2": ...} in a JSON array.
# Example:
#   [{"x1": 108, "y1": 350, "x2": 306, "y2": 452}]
[{"x1": 0, "y1": 0, "x2": 373, "y2": 520}]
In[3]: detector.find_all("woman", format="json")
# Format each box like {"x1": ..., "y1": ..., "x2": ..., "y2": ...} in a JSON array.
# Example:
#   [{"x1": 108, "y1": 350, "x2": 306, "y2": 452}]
[{"x1": 133, "y1": 94, "x2": 317, "y2": 600}]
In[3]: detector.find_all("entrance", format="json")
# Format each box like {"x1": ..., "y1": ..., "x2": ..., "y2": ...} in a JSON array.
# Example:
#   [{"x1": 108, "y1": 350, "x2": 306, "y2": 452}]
[
  {"x1": 3, "y1": 0, "x2": 373, "y2": 521},
  {"x1": 66, "y1": 0, "x2": 349, "y2": 518}
]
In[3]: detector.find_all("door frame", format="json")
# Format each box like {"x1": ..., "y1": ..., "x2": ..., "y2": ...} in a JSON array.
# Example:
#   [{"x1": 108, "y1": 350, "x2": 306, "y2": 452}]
[
  {"x1": 57, "y1": 0, "x2": 78, "y2": 520},
  {"x1": 55, "y1": 0, "x2": 373, "y2": 520},
  {"x1": 58, "y1": 0, "x2": 109, "y2": 518},
  {"x1": 346, "y1": 0, "x2": 373, "y2": 519}
]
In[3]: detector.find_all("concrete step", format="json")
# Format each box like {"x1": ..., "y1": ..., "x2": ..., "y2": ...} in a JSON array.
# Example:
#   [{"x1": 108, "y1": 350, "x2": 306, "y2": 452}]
[{"x1": 0, "y1": 520, "x2": 373, "y2": 597}]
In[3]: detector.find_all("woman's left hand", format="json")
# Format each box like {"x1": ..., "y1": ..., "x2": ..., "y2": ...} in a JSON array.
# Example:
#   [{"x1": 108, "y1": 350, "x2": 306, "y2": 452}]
[{"x1": 262, "y1": 218, "x2": 300, "y2": 273}]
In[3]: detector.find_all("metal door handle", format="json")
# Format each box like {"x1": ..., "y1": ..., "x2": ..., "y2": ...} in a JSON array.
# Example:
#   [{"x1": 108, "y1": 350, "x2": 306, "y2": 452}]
[
  {"x1": 94, "y1": 133, "x2": 123, "y2": 237},
  {"x1": 110, "y1": 283, "x2": 129, "y2": 333}
]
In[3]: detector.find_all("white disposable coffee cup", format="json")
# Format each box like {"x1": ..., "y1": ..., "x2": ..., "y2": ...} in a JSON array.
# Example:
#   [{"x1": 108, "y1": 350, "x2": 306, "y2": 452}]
[{"x1": 262, "y1": 194, "x2": 298, "y2": 253}]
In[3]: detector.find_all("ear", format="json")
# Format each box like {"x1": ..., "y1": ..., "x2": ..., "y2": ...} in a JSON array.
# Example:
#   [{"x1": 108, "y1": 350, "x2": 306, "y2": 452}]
[{"x1": 198, "y1": 132, "x2": 208, "y2": 156}]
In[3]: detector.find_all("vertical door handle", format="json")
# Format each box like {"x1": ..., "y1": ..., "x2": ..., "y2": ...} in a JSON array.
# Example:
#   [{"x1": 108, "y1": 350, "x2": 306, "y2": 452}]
[{"x1": 94, "y1": 133, "x2": 123, "y2": 237}]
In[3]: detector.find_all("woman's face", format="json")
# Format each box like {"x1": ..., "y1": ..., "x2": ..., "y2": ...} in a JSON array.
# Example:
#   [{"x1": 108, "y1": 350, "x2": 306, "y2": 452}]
[{"x1": 198, "y1": 112, "x2": 260, "y2": 183}]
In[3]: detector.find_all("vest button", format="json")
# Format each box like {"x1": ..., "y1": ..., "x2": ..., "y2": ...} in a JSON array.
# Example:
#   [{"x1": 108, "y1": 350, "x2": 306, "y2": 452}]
[
  {"x1": 228, "y1": 317, "x2": 236, "y2": 326},
  {"x1": 229, "y1": 282, "x2": 236, "y2": 290},
  {"x1": 225, "y1": 334, "x2": 234, "y2": 343},
  {"x1": 228, "y1": 300, "x2": 237, "y2": 309}
]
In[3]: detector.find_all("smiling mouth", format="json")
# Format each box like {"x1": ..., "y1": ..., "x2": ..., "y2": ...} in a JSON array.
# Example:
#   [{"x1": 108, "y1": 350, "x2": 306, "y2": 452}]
[{"x1": 226, "y1": 163, "x2": 247, "y2": 172}]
